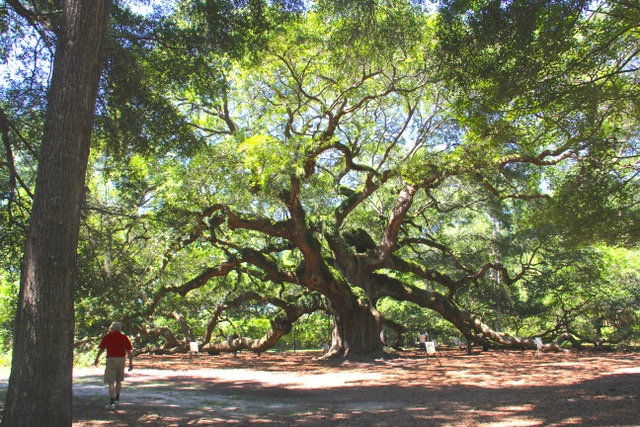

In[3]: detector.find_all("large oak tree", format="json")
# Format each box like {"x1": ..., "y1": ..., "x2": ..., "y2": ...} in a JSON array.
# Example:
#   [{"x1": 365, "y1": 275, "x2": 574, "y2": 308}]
[
  {"x1": 59, "y1": 0, "x2": 638, "y2": 360},
  {"x1": 82, "y1": 0, "x2": 637, "y2": 359}
]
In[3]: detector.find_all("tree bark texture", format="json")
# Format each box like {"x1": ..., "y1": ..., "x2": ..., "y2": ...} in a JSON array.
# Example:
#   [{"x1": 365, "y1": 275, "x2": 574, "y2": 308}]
[
  {"x1": 1, "y1": 1, "x2": 109, "y2": 426},
  {"x1": 340, "y1": 302, "x2": 385, "y2": 358}
]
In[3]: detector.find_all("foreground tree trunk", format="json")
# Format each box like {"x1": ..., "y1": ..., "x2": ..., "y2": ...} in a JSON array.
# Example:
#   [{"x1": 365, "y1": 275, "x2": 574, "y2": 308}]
[{"x1": 1, "y1": 1, "x2": 109, "y2": 426}]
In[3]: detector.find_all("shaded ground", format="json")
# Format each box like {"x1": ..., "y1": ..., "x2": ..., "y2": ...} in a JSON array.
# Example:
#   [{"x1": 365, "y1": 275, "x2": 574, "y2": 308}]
[{"x1": 2, "y1": 349, "x2": 640, "y2": 426}]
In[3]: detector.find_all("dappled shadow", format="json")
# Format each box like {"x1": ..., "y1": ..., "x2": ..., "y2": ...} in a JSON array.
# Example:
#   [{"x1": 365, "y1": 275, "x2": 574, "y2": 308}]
[{"x1": 70, "y1": 350, "x2": 640, "y2": 426}]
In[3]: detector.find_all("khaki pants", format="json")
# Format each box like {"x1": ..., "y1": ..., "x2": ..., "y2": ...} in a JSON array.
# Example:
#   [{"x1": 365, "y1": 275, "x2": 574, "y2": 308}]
[{"x1": 104, "y1": 357, "x2": 126, "y2": 383}]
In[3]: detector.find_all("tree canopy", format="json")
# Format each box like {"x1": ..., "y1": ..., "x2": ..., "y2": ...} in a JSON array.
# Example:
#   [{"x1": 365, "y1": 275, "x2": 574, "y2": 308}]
[{"x1": 1, "y1": 0, "x2": 639, "y2": 368}]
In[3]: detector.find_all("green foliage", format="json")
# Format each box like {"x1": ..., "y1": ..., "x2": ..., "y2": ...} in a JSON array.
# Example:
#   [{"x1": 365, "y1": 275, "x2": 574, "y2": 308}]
[
  {"x1": 0, "y1": 270, "x2": 18, "y2": 355},
  {"x1": 3, "y1": 0, "x2": 640, "y2": 360},
  {"x1": 239, "y1": 134, "x2": 304, "y2": 190},
  {"x1": 316, "y1": 0, "x2": 430, "y2": 65},
  {"x1": 179, "y1": 0, "x2": 304, "y2": 59},
  {"x1": 276, "y1": 312, "x2": 331, "y2": 350},
  {"x1": 545, "y1": 139, "x2": 640, "y2": 248},
  {"x1": 437, "y1": 0, "x2": 581, "y2": 96},
  {"x1": 97, "y1": 5, "x2": 203, "y2": 157}
]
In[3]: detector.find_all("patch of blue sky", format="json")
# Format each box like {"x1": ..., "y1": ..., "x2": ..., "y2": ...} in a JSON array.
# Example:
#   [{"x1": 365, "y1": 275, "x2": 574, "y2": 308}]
[
  {"x1": 0, "y1": 24, "x2": 52, "y2": 93},
  {"x1": 121, "y1": 0, "x2": 176, "y2": 17}
]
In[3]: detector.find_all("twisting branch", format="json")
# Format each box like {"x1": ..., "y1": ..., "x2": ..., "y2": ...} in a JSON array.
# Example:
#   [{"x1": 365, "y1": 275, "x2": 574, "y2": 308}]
[
  {"x1": 225, "y1": 208, "x2": 293, "y2": 240},
  {"x1": 202, "y1": 292, "x2": 327, "y2": 355},
  {"x1": 137, "y1": 287, "x2": 327, "y2": 356},
  {"x1": 376, "y1": 185, "x2": 417, "y2": 264},
  {"x1": 168, "y1": 262, "x2": 241, "y2": 298},
  {"x1": 334, "y1": 171, "x2": 383, "y2": 227}
]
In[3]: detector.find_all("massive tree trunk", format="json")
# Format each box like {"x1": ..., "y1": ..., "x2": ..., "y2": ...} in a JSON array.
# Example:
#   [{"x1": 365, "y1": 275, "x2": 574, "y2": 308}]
[
  {"x1": 322, "y1": 298, "x2": 384, "y2": 359},
  {"x1": 1, "y1": 1, "x2": 109, "y2": 426}
]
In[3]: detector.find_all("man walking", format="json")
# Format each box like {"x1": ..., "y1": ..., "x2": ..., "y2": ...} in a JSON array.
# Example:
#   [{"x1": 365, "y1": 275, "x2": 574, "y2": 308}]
[{"x1": 94, "y1": 321, "x2": 134, "y2": 409}]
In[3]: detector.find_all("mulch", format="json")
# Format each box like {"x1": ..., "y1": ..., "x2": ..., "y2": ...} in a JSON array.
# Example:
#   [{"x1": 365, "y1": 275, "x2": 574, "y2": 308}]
[{"x1": 5, "y1": 348, "x2": 640, "y2": 426}]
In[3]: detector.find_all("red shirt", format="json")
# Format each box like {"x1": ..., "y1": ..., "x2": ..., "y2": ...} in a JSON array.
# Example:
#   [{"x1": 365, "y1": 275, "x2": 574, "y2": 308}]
[{"x1": 99, "y1": 331, "x2": 133, "y2": 357}]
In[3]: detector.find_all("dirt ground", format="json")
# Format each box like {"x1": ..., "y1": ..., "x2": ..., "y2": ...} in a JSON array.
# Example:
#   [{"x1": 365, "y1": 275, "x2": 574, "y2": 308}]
[{"x1": 3, "y1": 348, "x2": 640, "y2": 426}]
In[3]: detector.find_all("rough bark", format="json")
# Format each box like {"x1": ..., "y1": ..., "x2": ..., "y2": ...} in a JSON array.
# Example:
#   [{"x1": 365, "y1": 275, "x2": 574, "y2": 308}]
[
  {"x1": 1, "y1": 1, "x2": 109, "y2": 426},
  {"x1": 339, "y1": 301, "x2": 384, "y2": 358}
]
